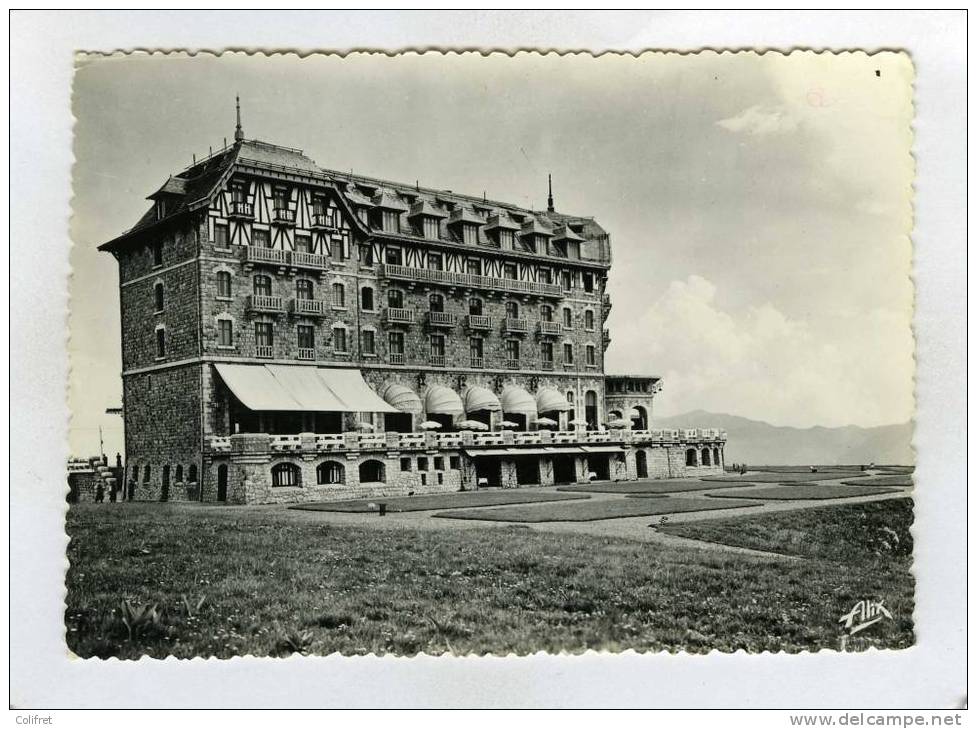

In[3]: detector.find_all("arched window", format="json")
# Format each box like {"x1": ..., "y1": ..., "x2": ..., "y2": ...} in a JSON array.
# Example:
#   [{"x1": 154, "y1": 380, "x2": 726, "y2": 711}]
[
  {"x1": 388, "y1": 289, "x2": 404, "y2": 308},
  {"x1": 429, "y1": 293, "x2": 444, "y2": 312},
  {"x1": 175, "y1": 464, "x2": 184, "y2": 483},
  {"x1": 540, "y1": 304, "x2": 553, "y2": 322},
  {"x1": 359, "y1": 459, "x2": 386, "y2": 483},
  {"x1": 713, "y1": 447, "x2": 721, "y2": 466},
  {"x1": 686, "y1": 449, "x2": 698, "y2": 467},
  {"x1": 188, "y1": 464, "x2": 198, "y2": 483},
  {"x1": 271, "y1": 462, "x2": 302, "y2": 488},
  {"x1": 469, "y1": 298, "x2": 483, "y2": 316},
  {"x1": 584, "y1": 309, "x2": 595, "y2": 330},
  {"x1": 332, "y1": 282, "x2": 346, "y2": 308},
  {"x1": 361, "y1": 286, "x2": 375, "y2": 311},
  {"x1": 317, "y1": 461, "x2": 345, "y2": 485},
  {"x1": 505, "y1": 301, "x2": 520, "y2": 319},
  {"x1": 153, "y1": 282, "x2": 164, "y2": 312},
  {"x1": 216, "y1": 271, "x2": 232, "y2": 298},
  {"x1": 701, "y1": 448, "x2": 712, "y2": 466},
  {"x1": 253, "y1": 274, "x2": 272, "y2": 296}
]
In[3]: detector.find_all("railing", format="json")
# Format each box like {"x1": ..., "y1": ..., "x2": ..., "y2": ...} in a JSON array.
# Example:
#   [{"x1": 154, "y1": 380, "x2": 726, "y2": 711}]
[
  {"x1": 378, "y1": 263, "x2": 563, "y2": 298},
  {"x1": 255, "y1": 345, "x2": 274, "y2": 358},
  {"x1": 272, "y1": 208, "x2": 296, "y2": 225},
  {"x1": 429, "y1": 354, "x2": 446, "y2": 367},
  {"x1": 469, "y1": 356, "x2": 484, "y2": 369},
  {"x1": 244, "y1": 246, "x2": 288, "y2": 266},
  {"x1": 426, "y1": 311, "x2": 457, "y2": 328},
  {"x1": 537, "y1": 321, "x2": 562, "y2": 336},
  {"x1": 229, "y1": 201, "x2": 253, "y2": 218},
  {"x1": 247, "y1": 294, "x2": 284, "y2": 314},
  {"x1": 504, "y1": 359, "x2": 520, "y2": 370},
  {"x1": 540, "y1": 360, "x2": 555, "y2": 371},
  {"x1": 383, "y1": 308, "x2": 415, "y2": 325},
  {"x1": 292, "y1": 250, "x2": 330, "y2": 270},
  {"x1": 311, "y1": 212, "x2": 335, "y2": 229},
  {"x1": 601, "y1": 293, "x2": 612, "y2": 313},
  {"x1": 502, "y1": 317, "x2": 528, "y2": 334},
  {"x1": 602, "y1": 328, "x2": 612, "y2": 348},
  {"x1": 206, "y1": 427, "x2": 727, "y2": 455},
  {"x1": 389, "y1": 353, "x2": 405, "y2": 365},
  {"x1": 291, "y1": 298, "x2": 327, "y2": 317},
  {"x1": 465, "y1": 314, "x2": 492, "y2": 330},
  {"x1": 297, "y1": 348, "x2": 316, "y2": 361}
]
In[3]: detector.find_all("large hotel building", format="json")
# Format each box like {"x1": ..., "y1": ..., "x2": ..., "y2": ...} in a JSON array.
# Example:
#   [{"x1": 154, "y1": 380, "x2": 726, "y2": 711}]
[{"x1": 100, "y1": 108, "x2": 726, "y2": 504}]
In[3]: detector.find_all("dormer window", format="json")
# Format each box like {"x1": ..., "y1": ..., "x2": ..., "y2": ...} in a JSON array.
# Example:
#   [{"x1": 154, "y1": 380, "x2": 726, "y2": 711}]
[
  {"x1": 155, "y1": 199, "x2": 166, "y2": 220},
  {"x1": 460, "y1": 224, "x2": 478, "y2": 245},
  {"x1": 422, "y1": 218, "x2": 439, "y2": 239},
  {"x1": 499, "y1": 230, "x2": 515, "y2": 249},
  {"x1": 273, "y1": 187, "x2": 288, "y2": 211}
]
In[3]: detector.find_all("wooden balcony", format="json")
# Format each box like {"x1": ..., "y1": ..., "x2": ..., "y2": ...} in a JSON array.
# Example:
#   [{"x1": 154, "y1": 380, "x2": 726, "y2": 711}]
[
  {"x1": 247, "y1": 295, "x2": 284, "y2": 314},
  {"x1": 272, "y1": 208, "x2": 296, "y2": 225},
  {"x1": 311, "y1": 211, "x2": 336, "y2": 230},
  {"x1": 425, "y1": 311, "x2": 458, "y2": 328},
  {"x1": 291, "y1": 298, "x2": 327, "y2": 317},
  {"x1": 377, "y1": 263, "x2": 563, "y2": 298},
  {"x1": 228, "y1": 201, "x2": 253, "y2": 219},
  {"x1": 537, "y1": 321, "x2": 562, "y2": 337},
  {"x1": 382, "y1": 308, "x2": 416, "y2": 326},
  {"x1": 502, "y1": 317, "x2": 529, "y2": 335},
  {"x1": 464, "y1": 314, "x2": 492, "y2": 331}
]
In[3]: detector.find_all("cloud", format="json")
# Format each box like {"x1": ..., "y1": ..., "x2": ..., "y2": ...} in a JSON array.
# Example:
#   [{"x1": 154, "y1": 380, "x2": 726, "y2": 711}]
[
  {"x1": 607, "y1": 276, "x2": 913, "y2": 428},
  {"x1": 716, "y1": 105, "x2": 799, "y2": 136}
]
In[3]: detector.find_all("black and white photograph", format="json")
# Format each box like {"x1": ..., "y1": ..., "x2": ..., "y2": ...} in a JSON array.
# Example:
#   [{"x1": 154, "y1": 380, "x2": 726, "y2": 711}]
[{"x1": 9, "y1": 9, "x2": 968, "y2": 713}]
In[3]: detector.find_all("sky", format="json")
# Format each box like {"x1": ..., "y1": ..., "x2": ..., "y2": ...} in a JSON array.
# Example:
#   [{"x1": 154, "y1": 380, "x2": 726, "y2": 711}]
[{"x1": 69, "y1": 51, "x2": 915, "y2": 457}]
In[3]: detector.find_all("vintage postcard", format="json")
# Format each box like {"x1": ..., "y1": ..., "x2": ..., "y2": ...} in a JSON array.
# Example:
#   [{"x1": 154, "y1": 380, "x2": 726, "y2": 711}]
[{"x1": 65, "y1": 49, "x2": 916, "y2": 661}]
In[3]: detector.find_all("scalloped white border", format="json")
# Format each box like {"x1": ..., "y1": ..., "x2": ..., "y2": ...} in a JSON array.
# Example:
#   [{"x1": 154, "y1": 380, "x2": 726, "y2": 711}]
[{"x1": 9, "y1": 10, "x2": 967, "y2": 709}]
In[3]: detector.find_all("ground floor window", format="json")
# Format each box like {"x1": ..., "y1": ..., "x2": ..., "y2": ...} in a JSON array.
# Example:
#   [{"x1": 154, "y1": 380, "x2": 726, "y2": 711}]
[
  {"x1": 316, "y1": 461, "x2": 344, "y2": 485},
  {"x1": 272, "y1": 462, "x2": 302, "y2": 487},
  {"x1": 359, "y1": 459, "x2": 385, "y2": 483}
]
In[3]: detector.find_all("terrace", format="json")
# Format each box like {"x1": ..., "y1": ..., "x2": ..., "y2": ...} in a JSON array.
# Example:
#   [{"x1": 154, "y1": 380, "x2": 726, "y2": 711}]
[{"x1": 378, "y1": 263, "x2": 563, "y2": 298}]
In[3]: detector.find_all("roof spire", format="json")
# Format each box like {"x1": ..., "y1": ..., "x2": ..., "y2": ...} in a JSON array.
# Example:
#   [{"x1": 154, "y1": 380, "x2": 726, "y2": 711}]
[
  {"x1": 547, "y1": 173, "x2": 554, "y2": 213},
  {"x1": 234, "y1": 95, "x2": 244, "y2": 143}
]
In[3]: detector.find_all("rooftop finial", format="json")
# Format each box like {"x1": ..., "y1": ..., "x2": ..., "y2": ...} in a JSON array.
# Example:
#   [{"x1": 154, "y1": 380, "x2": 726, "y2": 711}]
[
  {"x1": 234, "y1": 95, "x2": 244, "y2": 143},
  {"x1": 547, "y1": 173, "x2": 554, "y2": 213}
]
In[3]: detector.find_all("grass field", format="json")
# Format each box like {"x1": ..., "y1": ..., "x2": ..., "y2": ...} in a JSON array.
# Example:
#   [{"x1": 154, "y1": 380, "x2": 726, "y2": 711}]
[
  {"x1": 660, "y1": 498, "x2": 915, "y2": 563},
  {"x1": 557, "y1": 480, "x2": 749, "y2": 495},
  {"x1": 706, "y1": 484, "x2": 902, "y2": 500},
  {"x1": 291, "y1": 490, "x2": 590, "y2": 513},
  {"x1": 705, "y1": 471, "x2": 869, "y2": 483},
  {"x1": 434, "y1": 497, "x2": 764, "y2": 523},
  {"x1": 731, "y1": 465, "x2": 865, "y2": 473},
  {"x1": 65, "y1": 503, "x2": 913, "y2": 657},
  {"x1": 842, "y1": 475, "x2": 913, "y2": 487}
]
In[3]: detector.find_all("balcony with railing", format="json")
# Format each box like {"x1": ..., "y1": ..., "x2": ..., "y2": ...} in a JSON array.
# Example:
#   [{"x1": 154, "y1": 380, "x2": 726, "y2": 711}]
[
  {"x1": 425, "y1": 311, "x2": 457, "y2": 328},
  {"x1": 389, "y1": 353, "x2": 405, "y2": 365},
  {"x1": 297, "y1": 348, "x2": 316, "y2": 361},
  {"x1": 537, "y1": 321, "x2": 563, "y2": 337},
  {"x1": 429, "y1": 354, "x2": 446, "y2": 367},
  {"x1": 382, "y1": 308, "x2": 416, "y2": 326},
  {"x1": 602, "y1": 328, "x2": 612, "y2": 350},
  {"x1": 540, "y1": 360, "x2": 555, "y2": 371},
  {"x1": 255, "y1": 345, "x2": 274, "y2": 359},
  {"x1": 291, "y1": 298, "x2": 327, "y2": 317},
  {"x1": 504, "y1": 359, "x2": 520, "y2": 370},
  {"x1": 311, "y1": 211, "x2": 336, "y2": 230},
  {"x1": 601, "y1": 292, "x2": 612, "y2": 315},
  {"x1": 206, "y1": 427, "x2": 728, "y2": 456},
  {"x1": 470, "y1": 356, "x2": 484, "y2": 369},
  {"x1": 464, "y1": 314, "x2": 492, "y2": 331},
  {"x1": 377, "y1": 263, "x2": 563, "y2": 298},
  {"x1": 247, "y1": 295, "x2": 284, "y2": 314},
  {"x1": 272, "y1": 207, "x2": 296, "y2": 226},
  {"x1": 502, "y1": 317, "x2": 528, "y2": 335},
  {"x1": 292, "y1": 250, "x2": 331, "y2": 271},
  {"x1": 243, "y1": 246, "x2": 330, "y2": 272},
  {"x1": 228, "y1": 200, "x2": 254, "y2": 219}
]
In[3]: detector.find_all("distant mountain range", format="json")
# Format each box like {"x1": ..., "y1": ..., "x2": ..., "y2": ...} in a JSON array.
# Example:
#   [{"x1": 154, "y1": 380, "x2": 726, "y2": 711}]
[{"x1": 653, "y1": 410, "x2": 914, "y2": 466}]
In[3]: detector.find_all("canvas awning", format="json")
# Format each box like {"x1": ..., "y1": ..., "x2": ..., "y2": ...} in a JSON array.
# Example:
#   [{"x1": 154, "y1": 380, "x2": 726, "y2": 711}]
[
  {"x1": 215, "y1": 363, "x2": 397, "y2": 413},
  {"x1": 536, "y1": 387, "x2": 573, "y2": 413},
  {"x1": 378, "y1": 382, "x2": 423, "y2": 412},
  {"x1": 501, "y1": 386, "x2": 537, "y2": 415},
  {"x1": 463, "y1": 386, "x2": 502, "y2": 413},
  {"x1": 423, "y1": 385, "x2": 464, "y2": 416},
  {"x1": 464, "y1": 446, "x2": 586, "y2": 457},
  {"x1": 580, "y1": 446, "x2": 626, "y2": 454}
]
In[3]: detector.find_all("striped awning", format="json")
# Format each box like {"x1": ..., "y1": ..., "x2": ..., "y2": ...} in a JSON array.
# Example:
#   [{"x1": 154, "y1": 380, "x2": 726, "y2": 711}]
[
  {"x1": 378, "y1": 382, "x2": 422, "y2": 412},
  {"x1": 536, "y1": 387, "x2": 573, "y2": 413},
  {"x1": 423, "y1": 385, "x2": 464, "y2": 416},
  {"x1": 463, "y1": 386, "x2": 502, "y2": 413},
  {"x1": 501, "y1": 386, "x2": 537, "y2": 414}
]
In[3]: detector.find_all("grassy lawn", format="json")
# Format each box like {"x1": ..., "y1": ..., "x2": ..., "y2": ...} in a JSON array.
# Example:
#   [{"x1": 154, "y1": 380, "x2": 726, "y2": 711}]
[
  {"x1": 659, "y1": 498, "x2": 914, "y2": 563},
  {"x1": 705, "y1": 471, "x2": 869, "y2": 483},
  {"x1": 434, "y1": 497, "x2": 764, "y2": 523},
  {"x1": 65, "y1": 503, "x2": 913, "y2": 657},
  {"x1": 557, "y1": 480, "x2": 748, "y2": 495},
  {"x1": 842, "y1": 475, "x2": 913, "y2": 487},
  {"x1": 706, "y1": 484, "x2": 902, "y2": 500},
  {"x1": 732, "y1": 465, "x2": 865, "y2": 473},
  {"x1": 291, "y1": 489, "x2": 590, "y2": 513}
]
